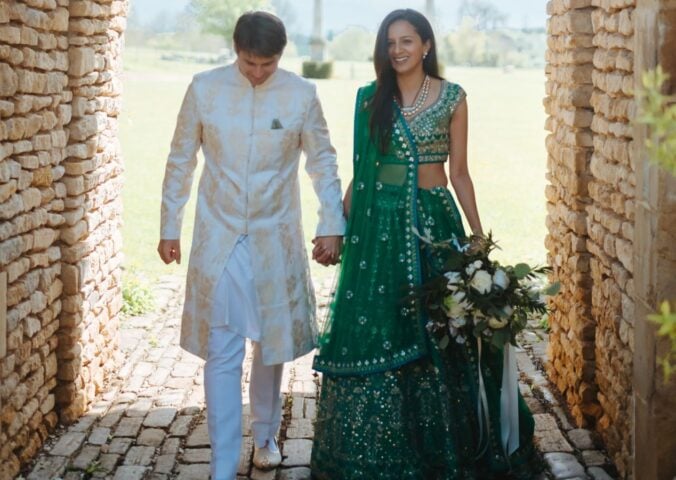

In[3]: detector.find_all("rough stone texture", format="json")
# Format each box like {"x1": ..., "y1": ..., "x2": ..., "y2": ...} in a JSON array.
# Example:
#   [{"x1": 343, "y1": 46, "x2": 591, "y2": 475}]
[
  {"x1": 0, "y1": 1, "x2": 127, "y2": 477},
  {"x1": 545, "y1": 1, "x2": 640, "y2": 477}
]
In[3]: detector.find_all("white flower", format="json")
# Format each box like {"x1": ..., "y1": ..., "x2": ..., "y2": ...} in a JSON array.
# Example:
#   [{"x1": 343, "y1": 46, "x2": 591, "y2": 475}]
[
  {"x1": 501, "y1": 305, "x2": 514, "y2": 318},
  {"x1": 450, "y1": 316, "x2": 467, "y2": 328},
  {"x1": 443, "y1": 293, "x2": 471, "y2": 319},
  {"x1": 489, "y1": 317, "x2": 508, "y2": 329},
  {"x1": 465, "y1": 260, "x2": 483, "y2": 276},
  {"x1": 493, "y1": 269, "x2": 510, "y2": 290},
  {"x1": 444, "y1": 271, "x2": 462, "y2": 291},
  {"x1": 456, "y1": 335, "x2": 467, "y2": 344},
  {"x1": 470, "y1": 270, "x2": 492, "y2": 294}
]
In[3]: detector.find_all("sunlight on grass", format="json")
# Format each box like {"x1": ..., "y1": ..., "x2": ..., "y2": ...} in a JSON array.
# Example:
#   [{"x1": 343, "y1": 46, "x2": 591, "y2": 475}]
[{"x1": 119, "y1": 47, "x2": 547, "y2": 282}]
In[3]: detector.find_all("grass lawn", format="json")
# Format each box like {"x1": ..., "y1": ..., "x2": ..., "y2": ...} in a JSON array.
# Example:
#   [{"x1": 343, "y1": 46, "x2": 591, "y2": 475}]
[{"x1": 119, "y1": 48, "x2": 548, "y2": 282}]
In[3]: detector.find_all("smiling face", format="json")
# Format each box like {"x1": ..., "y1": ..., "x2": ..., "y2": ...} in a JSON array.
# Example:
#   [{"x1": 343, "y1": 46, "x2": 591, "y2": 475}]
[
  {"x1": 236, "y1": 50, "x2": 281, "y2": 86},
  {"x1": 387, "y1": 19, "x2": 430, "y2": 75}
]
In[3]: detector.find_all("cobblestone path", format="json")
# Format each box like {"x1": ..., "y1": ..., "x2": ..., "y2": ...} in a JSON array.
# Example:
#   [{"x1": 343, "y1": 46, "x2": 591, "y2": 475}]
[{"x1": 21, "y1": 277, "x2": 618, "y2": 480}]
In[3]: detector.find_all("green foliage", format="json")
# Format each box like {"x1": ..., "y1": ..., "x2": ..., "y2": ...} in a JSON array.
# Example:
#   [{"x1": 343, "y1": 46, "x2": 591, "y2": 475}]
[
  {"x1": 302, "y1": 61, "x2": 333, "y2": 79},
  {"x1": 189, "y1": 0, "x2": 271, "y2": 45},
  {"x1": 122, "y1": 271, "x2": 155, "y2": 316},
  {"x1": 638, "y1": 66, "x2": 676, "y2": 380},
  {"x1": 648, "y1": 302, "x2": 676, "y2": 381},
  {"x1": 328, "y1": 27, "x2": 375, "y2": 62},
  {"x1": 637, "y1": 65, "x2": 676, "y2": 175}
]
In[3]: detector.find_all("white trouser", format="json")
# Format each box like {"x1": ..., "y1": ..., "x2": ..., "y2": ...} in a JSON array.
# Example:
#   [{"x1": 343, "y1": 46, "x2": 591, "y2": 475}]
[{"x1": 204, "y1": 237, "x2": 284, "y2": 480}]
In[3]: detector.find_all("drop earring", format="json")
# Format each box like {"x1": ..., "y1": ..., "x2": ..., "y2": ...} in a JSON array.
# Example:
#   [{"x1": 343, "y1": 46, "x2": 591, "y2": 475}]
[{"x1": 423, "y1": 51, "x2": 428, "y2": 60}]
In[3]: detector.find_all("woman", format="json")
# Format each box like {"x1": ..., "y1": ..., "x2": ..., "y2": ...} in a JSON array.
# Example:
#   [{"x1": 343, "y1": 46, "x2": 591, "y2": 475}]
[{"x1": 311, "y1": 9, "x2": 541, "y2": 479}]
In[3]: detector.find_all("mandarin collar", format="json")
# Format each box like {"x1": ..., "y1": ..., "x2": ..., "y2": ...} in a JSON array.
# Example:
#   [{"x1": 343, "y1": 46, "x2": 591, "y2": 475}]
[{"x1": 233, "y1": 60, "x2": 280, "y2": 90}]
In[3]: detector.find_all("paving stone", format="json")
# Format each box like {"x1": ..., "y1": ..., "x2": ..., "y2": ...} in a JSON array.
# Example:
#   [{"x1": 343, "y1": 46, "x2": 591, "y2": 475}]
[
  {"x1": 112, "y1": 465, "x2": 149, "y2": 480},
  {"x1": 170, "y1": 415, "x2": 194, "y2": 436},
  {"x1": 148, "y1": 367, "x2": 171, "y2": 386},
  {"x1": 64, "y1": 472, "x2": 83, "y2": 480},
  {"x1": 552, "y1": 406, "x2": 575, "y2": 430},
  {"x1": 50, "y1": 432, "x2": 87, "y2": 456},
  {"x1": 70, "y1": 413, "x2": 100, "y2": 432},
  {"x1": 534, "y1": 413, "x2": 559, "y2": 431},
  {"x1": 186, "y1": 423, "x2": 210, "y2": 447},
  {"x1": 568, "y1": 428, "x2": 595, "y2": 449},
  {"x1": 291, "y1": 395, "x2": 304, "y2": 418},
  {"x1": 148, "y1": 474, "x2": 170, "y2": 480},
  {"x1": 137, "y1": 428, "x2": 166, "y2": 446},
  {"x1": 172, "y1": 362, "x2": 199, "y2": 377},
  {"x1": 180, "y1": 405, "x2": 202, "y2": 416},
  {"x1": 535, "y1": 428, "x2": 574, "y2": 453},
  {"x1": 304, "y1": 398, "x2": 317, "y2": 419},
  {"x1": 88, "y1": 426, "x2": 111, "y2": 445},
  {"x1": 114, "y1": 417, "x2": 144, "y2": 437},
  {"x1": 544, "y1": 452, "x2": 587, "y2": 479},
  {"x1": 154, "y1": 453, "x2": 177, "y2": 474},
  {"x1": 183, "y1": 447, "x2": 211, "y2": 463},
  {"x1": 127, "y1": 398, "x2": 153, "y2": 417},
  {"x1": 278, "y1": 467, "x2": 312, "y2": 480},
  {"x1": 525, "y1": 395, "x2": 547, "y2": 414},
  {"x1": 251, "y1": 467, "x2": 277, "y2": 480},
  {"x1": 96, "y1": 453, "x2": 121, "y2": 474},
  {"x1": 286, "y1": 418, "x2": 314, "y2": 439},
  {"x1": 176, "y1": 463, "x2": 211, "y2": 480},
  {"x1": 282, "y1": 438, "x2": 313, "y2": 467},
  {"x1": 144, "y1": 407, "x2": 177, "y2": 427},
  {"x1": 106, "y1": 437, "x2": 133, "y2": 455},
  {"x1": 72, "y1": 445, "x2": 101, "y2": 470},
  {"x1": 26, "y1": 455, "x2": 68, "y2": 480},
  {"x1": 162, "y1": 437, "x2": 182, "y2": 454},
  {"x1": 582, "y1": 450, "x2": 607, "y2": 467},
  {"x1": 155, "y1": 390, "x2": 187, "y2": 407},
  {"x1": 587, "y1": 466, "x2": 615, "y2": 480},
  {"x1": 123, "y1": 446, "x2": 156, "y2": 466}
]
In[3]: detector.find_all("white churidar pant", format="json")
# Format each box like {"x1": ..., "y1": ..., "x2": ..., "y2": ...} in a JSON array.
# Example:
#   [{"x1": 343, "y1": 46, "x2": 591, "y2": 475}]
[{"x1": 204, "y1": 236, "x2": 284, "y2": 480}]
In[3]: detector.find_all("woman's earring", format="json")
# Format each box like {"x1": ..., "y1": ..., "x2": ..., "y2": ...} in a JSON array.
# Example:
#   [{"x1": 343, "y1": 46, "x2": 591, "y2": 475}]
[{"x1": 423, "y1": 51, "x2": 428, "y2": 60}]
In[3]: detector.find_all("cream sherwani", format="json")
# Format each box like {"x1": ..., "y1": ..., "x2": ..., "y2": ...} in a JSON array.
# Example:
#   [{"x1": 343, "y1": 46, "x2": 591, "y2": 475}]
[{"x1": 160, "y1": 63, "x2": 345, "y2": 364}]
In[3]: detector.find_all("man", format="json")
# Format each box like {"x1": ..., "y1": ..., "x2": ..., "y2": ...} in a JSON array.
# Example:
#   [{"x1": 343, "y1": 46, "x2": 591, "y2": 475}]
[{"x1": 157, "y1": 12, "x2": 344, "y2": 479}]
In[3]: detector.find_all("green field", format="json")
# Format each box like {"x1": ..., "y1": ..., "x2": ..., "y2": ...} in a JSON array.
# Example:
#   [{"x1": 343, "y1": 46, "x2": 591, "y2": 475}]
[{"x1": 119, "y1": 48, "x2": 548, "y2": 281}]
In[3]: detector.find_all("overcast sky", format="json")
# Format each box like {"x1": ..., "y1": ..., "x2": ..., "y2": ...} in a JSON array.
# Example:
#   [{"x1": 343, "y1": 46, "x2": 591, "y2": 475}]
[{"x1": 132, "y1": 0, "x2": 548, "y2": 34}]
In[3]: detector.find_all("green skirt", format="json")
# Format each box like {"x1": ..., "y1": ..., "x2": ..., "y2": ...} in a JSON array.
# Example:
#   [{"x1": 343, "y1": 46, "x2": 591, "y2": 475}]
[{"x1": 311, "y1": 185, "x2": 541, "y2": 479}]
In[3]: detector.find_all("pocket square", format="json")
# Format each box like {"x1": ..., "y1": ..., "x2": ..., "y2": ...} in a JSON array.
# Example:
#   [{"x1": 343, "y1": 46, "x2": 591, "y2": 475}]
[{"x1": 270, "y1": 118, "x2": 283, "y2": 129}]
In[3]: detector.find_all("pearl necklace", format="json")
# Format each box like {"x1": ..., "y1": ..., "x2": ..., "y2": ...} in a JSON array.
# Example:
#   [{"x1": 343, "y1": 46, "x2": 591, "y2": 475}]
[{"x1": 397, "y1": 75, "x2": 431, "y2": 118}]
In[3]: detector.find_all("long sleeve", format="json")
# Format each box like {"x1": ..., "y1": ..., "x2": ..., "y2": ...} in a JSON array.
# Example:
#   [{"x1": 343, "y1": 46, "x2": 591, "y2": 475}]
[
  {"x1": 301, "y1": 85, "x2": 346, "y2": 237},
  {"x1": 160, "y1": 81, "x2": 202, "y2": 239}
]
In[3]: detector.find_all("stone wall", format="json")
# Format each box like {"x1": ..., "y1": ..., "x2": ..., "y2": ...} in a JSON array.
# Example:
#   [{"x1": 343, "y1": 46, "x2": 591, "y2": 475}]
[
  {"x1": 0, "y1": 1, "x2": 126, "y2": 478},
  {"x1": 588, "y1": 0, "x2": 635, "y2": 474},
  {"x1": 544, "y1": 0, "x2": 598, "y2": 427}
]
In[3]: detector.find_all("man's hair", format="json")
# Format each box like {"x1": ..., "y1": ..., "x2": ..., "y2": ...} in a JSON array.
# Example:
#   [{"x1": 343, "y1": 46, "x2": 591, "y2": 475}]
[{"x1": 233, "y1": 11, "x2": 287, "y2": 57}]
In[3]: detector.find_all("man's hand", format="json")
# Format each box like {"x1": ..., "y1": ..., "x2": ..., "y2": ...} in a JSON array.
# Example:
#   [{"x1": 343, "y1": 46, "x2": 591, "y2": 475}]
[
  {"x1": 312, "y1": 236, "x2": 342, "y2": 266},
  {"x1": 158, "y1": 239, "x2": 181, "y2": 264}
]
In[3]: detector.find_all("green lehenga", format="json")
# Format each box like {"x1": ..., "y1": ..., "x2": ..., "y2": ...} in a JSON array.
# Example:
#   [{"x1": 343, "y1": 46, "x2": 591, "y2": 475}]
[{"x1": 311, "y1": 81, "x2": 542, "y2": 479}]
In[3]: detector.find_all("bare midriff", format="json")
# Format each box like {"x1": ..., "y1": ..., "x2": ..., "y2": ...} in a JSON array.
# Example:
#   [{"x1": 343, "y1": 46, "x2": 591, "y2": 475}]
[{"x1": 417, "y1": 162, "x2": 448, "y2": 189}]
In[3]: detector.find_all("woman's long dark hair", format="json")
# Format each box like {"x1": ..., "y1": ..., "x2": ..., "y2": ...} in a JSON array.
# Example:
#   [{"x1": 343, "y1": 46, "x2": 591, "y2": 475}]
[{"x1": 370, "y1": 9, "x2": 441, "y2": 151}]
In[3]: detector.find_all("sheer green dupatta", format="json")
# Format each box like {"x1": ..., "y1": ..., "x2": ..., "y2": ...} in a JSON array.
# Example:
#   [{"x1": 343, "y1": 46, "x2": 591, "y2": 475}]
[
  {"x1": 314, "y1": 83, "x2": 430, "y2": 375},
  {"x1": 316, "y1": 82, "x2": 381, "y2": 355}
]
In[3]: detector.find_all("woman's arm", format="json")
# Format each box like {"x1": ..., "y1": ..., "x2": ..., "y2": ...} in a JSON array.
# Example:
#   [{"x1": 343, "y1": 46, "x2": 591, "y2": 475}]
[
  {"x1": 448, "y1": 98, "x2": 483, "y2": 235},
  {"x1": 343, "y1": 179, "x2": 353, "y2": 220}
]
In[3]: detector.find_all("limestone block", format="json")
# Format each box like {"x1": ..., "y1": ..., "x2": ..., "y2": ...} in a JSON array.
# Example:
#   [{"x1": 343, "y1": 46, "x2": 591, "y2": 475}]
[
  {"x1": 0, "y1": 25, "x2": 21, "y2": 45},
  {"x1": 68, "y1": 115, "x2": 98, "y2": 141},
  {"x1": 68, "y1": 47, "x2": 96, "y2": 77},
  {"x1": 0, "y1": 2, "x2": 8, "y2": 23},
  {"x1": 69, "y1": 18, "x2": 108, "y2": 36},
  {"x1": 60, "y1": 219, "x2": 87, "y2": 245},
  {"x1": 37, "y1": 32, "x2": 57, "y2": 50},
  {"x1": 0, "y1": 62, "x2": 19, "y2": 97},
  {"x1": 48, "y1": 7, "x2": 68, "y2": 32},
  {"x1": 20, "y1": 26, "x2": 38, "y2": 47}
]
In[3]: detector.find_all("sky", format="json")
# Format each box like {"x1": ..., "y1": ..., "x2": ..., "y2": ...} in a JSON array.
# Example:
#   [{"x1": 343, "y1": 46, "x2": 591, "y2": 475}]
[{"x1": 131, "y1": 0, "x2": 548, "y2": 35}]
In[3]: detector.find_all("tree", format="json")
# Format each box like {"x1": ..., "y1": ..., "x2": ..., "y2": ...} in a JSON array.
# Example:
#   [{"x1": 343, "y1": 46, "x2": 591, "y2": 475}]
[
  {"x1": 328, "y1": 27, "x2": 376, "y2": 61},
  {"x1": 457, "y1": 0, "x2": 507, "y2": 31},
  {"x1": 189, "y1": 0, "x2": 271, "y2": 46}
]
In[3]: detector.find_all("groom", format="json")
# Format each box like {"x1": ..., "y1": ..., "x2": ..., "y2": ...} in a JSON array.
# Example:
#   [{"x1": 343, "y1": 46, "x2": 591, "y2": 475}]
[{"x1": 157, "y1": 11, "x2": 345, "y2": 479}]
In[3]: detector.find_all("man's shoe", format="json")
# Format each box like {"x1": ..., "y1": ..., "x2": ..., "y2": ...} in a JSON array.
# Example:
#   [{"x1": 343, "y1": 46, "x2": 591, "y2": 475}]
[{"x1": 253, "y1": 437, "x2": 282, "y2": 470}]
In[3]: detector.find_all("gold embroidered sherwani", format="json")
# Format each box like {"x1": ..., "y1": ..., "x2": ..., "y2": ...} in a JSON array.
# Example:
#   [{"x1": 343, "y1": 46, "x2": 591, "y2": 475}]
[{"x1": 160, "y1": 63, "x2": 345, "y2": 364}]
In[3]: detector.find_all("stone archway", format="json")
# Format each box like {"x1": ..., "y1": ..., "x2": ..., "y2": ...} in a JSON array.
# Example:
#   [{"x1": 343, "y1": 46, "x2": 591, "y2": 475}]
[{"x1": 1, "y1": 1, "x2": 675, "y2": 479}]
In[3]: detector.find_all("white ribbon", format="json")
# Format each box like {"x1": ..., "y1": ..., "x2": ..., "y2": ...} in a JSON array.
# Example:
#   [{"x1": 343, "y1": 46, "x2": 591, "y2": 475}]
[
  {"x1": 500, "y1": 343, "x2": 520, "y2": 455},
  {"x1": 475, "y1": 340, "x2": 520, "y2": 459}
]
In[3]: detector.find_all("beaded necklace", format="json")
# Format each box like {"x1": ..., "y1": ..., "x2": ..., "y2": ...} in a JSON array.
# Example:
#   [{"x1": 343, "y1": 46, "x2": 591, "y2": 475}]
[{"x1": 397, "y1": 75, "x2": 431, "y2": 118}]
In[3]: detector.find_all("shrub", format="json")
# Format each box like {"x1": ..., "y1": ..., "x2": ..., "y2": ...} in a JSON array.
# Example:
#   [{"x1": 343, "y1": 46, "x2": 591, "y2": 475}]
[
  {"x1": 122, "y1": 271, "x2": 155, "y2": 316},
  {"x1": 302, "y1": 61, "x2": 333, "y2": 79}
]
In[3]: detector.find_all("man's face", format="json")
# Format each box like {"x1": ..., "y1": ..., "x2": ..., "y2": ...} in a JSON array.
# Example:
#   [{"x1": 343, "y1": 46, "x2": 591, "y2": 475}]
[{"x1": 236, "y1": 50, "x2": 281, "y2": 86}]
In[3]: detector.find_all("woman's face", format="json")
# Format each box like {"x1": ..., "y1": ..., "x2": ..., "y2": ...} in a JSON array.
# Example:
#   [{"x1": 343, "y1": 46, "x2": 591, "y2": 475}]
[{"x1": 387, "y1": 19, "x2": 430, "y2": 75}]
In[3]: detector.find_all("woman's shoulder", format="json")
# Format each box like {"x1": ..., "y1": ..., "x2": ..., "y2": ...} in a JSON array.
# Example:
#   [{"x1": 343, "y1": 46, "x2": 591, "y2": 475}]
[{"x1": 441, "y1": 79, "x2": 466, "y2": 99}]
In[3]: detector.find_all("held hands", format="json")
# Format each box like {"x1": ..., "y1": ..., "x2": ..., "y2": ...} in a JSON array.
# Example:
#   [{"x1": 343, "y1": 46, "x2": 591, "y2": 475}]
[
  {"x1": 158, "y1": 239, "x2": 181, "y2": 264},
  {"x1": 312, "y1": 236, "x2": 343, "y2": 266}
]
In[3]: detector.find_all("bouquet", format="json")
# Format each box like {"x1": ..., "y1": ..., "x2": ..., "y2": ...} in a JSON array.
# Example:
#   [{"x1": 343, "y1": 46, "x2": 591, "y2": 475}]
[{"x1": 414, "y1": 230, "x2": 559, "y2": 351}]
